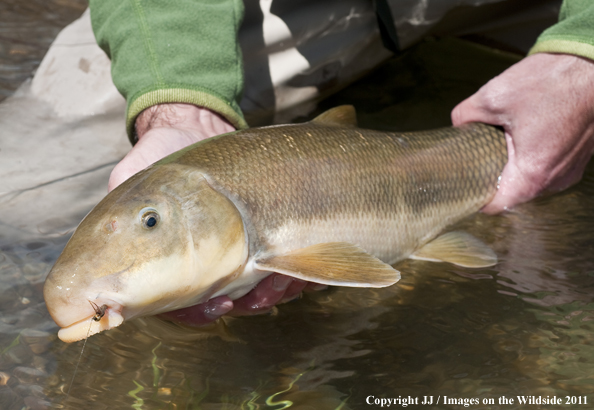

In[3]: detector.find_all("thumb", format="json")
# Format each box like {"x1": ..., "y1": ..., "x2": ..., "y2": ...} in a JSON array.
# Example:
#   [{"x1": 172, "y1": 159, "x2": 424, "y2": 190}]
[{"x1": 451, "y1": 88, "x2": 506, "y2": 128}]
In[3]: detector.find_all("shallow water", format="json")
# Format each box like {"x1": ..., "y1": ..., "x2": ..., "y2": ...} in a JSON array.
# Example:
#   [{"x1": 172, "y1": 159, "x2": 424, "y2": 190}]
[
  {"x1": 0, "y1": 0, "x2": 86, "y2": 101},
  {"x1": 2, "y1": 27, "x2": 594, "y2": 410}
]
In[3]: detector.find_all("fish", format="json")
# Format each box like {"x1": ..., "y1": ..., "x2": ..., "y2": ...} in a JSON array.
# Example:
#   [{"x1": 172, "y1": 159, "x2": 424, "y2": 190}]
[{"x1": 43, "y1": 105, "x2": 507, "y2": 342}]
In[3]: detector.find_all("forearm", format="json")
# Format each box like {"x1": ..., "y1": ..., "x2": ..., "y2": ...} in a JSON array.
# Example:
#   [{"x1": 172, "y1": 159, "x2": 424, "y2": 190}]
[{"x1": 89, "y1": 0, "x2": 248, "y2": 143}]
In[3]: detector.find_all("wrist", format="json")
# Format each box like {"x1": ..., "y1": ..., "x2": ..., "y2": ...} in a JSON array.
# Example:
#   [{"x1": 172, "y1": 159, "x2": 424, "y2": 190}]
[{"x1": 134, "y1": 103, "x2": 234, "y2": 141}]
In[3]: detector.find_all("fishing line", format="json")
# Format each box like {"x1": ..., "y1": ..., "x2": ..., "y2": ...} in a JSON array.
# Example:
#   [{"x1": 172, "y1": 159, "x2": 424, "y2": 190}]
[
  {"x1": 65, "y1": 318, "x2": 93, "y2": 398},
  {"x1": 65, "y1": 302, "x2": 107, "y2": 399}
]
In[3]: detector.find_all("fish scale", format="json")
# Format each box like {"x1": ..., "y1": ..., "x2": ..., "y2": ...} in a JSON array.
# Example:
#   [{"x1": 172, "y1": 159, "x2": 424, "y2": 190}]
[
  {"x1": 169, "y1": 118, "x2": 507, "y2": 260},
  {"x1": 44, "y1": 106, "x2": 508, "y2": 342}
]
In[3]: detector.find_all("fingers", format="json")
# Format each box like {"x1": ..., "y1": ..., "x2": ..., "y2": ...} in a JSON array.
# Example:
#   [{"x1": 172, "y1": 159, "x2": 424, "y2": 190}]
[
  {"x1": 451, "y1": 88, "x2": 518, "y2": 214},
  {"x1": 279, "y1": 278, "x2": 308, "y2": 303},
  {"x1": 451, "y1": 54, "x2": 594, "y2": 213},
  {"x1": 480, "y1": 162, "x2": 535, "y2": 214},
  {"x1": 230, "y1": 273, "x2": 301, "y2": 316},
  {"x1": 451, "y1": 73, "x2": 511, "y2": 129},
  {"x1": 159, "y1": 274, "x2": 324, "y2": 326},
  {"x1": 451, "y1": 94, "x2": 500, "y2": 128},
  {"x1": 158, "y1": 295, "x2": 233, "y2": 326},
  {"x1": 304, "y1": 282, "x2": 328, "y2": 292}
]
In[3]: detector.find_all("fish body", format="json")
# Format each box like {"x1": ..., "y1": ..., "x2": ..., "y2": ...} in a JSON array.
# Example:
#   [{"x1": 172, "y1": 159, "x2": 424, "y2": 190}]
[{"x1": 43, "y1": 106, "x2": 507, "y2": 342}]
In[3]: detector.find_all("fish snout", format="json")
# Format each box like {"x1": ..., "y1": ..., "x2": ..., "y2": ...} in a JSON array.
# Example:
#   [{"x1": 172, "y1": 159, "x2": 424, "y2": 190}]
[
  {"x1": 56, "y1": 299, "x2": 125, "y2": 343},
  {"x1": 44, "y1": 268, "x2": 126, "y2": 342}
]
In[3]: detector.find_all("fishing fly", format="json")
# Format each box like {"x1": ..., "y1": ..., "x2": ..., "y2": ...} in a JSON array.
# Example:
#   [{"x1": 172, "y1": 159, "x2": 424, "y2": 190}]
[{"x1": 89, "y1": 301, "x2": 107, "y2": 321}]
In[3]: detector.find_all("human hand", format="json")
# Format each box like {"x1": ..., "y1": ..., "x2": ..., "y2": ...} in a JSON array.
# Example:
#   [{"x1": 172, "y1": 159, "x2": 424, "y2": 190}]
[
  {"x1": 158, "y1": 274, "x2": 327, "y2": 326},
  {"x1": 452, "y1": 53, "x2": 594, "y2": 214},
  {"x1": 110, "y1": 103, "x2": 323, "y2": 326},
  {"x1": 108, "y1": 103, "x2": 235, "y2": 192}
]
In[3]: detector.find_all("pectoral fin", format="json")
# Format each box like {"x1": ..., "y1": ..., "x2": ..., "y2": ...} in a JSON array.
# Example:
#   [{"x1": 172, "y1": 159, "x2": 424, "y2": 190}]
[
  {"x1": 254, "y1": 242, "x2": 400, "y2": 287},
  {"x1": 410, "y1": 231, "x2": 497, "y2": 268}
]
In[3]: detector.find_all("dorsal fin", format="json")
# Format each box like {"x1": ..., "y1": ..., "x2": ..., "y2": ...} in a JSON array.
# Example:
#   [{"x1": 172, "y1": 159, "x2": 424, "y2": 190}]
[{"x1": 311, "y1": 105, "x2": 358, "y2": 127}]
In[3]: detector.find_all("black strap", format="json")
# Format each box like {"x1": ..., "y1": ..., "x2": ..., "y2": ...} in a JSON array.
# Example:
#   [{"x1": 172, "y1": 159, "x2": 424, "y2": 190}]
[{"x1": 374, "y1": 0, "x2": 400, "y2": 53}]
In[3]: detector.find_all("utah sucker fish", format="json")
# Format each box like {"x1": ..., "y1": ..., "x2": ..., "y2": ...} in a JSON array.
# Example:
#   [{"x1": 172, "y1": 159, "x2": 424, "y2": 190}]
[{"x1": 44, "y1": 106, "x2": 507, "y2": 342}]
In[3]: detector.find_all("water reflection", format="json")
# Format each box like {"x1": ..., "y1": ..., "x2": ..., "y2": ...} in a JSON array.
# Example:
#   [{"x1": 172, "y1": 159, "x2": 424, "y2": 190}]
[
  {"x1": 2, "y1": 18, "x2": 594, "y2": 410},
  {"x1": 44, "y1": 208, "x2": 594, "y2": 409},
  {"x1": 0, "y1": 238, "x2": 64, "y2": 410}
]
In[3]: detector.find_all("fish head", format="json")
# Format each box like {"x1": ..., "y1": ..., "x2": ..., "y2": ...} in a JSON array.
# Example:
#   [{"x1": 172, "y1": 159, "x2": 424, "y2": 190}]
[{"x1": 44, "y1": 163, "x2": 247, "y2": 342}]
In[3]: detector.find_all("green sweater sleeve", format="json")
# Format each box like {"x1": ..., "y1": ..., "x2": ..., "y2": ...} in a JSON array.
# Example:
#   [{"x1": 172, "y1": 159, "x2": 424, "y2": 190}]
[
  {"x1": 89, "y1": 0, "x2": 248, "y2": 143},
  {"x1": 529, "y1": 0, "x2": 594, "y2": 61}
]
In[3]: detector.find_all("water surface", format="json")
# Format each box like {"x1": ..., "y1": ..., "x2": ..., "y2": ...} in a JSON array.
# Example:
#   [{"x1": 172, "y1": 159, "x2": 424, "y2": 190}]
[
  {"x1": 1, "y1": 28, "x2": 593, "y2": 410},
  {"x1": 0, "y1": 0, "x2": 86, "y2": 101}
]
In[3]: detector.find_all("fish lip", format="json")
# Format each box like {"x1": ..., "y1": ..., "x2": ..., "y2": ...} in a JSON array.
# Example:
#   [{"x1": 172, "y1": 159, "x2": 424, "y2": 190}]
[
  {"x1": 57, "y1": 300, "x2": 125, "y2": 343},
  {"x1": 45, "y1": 262, "x2": 134, "y2": 329}
]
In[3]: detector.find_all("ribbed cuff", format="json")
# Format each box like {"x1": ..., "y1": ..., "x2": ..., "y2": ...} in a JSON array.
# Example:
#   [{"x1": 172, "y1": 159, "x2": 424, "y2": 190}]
[
  {"x1": 529, "y1": 38, "x2": 594, "y2": 62},
  {"x1": 126, "y1": 88, "x2": 248, "y2": 144}
]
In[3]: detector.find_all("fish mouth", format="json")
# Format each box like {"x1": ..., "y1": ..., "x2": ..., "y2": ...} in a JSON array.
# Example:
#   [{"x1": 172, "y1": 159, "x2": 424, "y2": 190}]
[{"x1": 57, "y1": 303, "x2": 124, "y2": 343}]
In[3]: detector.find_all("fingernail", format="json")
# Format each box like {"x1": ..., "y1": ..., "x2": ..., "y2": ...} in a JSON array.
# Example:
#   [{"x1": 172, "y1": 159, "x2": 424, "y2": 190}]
[
  {"x1": 204, "y1": 300, "x2": 233, "y2": 321},
  {"x1": 311, "y1": 284, "x2": 328, "y2": 291},
  {"x1": 272, "y1": 275, "x2": 293, "y2": 291}
]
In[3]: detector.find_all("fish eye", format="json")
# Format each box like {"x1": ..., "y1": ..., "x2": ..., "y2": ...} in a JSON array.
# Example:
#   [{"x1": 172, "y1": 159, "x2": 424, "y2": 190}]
[{"x1": 139, "y1": 208, "x2": 160, "y2": 229}]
